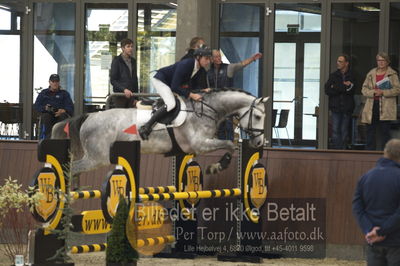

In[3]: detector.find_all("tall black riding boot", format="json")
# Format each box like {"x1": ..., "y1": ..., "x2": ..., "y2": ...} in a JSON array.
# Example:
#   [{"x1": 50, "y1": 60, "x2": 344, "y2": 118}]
[{"x1": 139, "y1": 105, "x2": 168, "y2": 140}]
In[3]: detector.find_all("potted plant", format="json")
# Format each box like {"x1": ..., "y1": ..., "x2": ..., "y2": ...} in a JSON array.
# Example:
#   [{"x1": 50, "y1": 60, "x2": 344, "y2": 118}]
[
  {"x1": 0, "y1": 177, "x2": 42, "y2": 266},
  {"x1": 106, "y1": 195, "x2": 138, "y2": 266}
]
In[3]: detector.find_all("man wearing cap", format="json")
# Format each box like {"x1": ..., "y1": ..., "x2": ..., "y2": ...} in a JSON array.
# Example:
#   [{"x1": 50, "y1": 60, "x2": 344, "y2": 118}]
[{"x1": 34, "y1": 74, "x2": 74, "y2": 139}]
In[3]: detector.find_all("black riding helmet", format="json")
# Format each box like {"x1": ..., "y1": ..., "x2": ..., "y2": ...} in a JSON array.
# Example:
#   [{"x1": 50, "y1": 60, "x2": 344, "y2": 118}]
[{"x1": 193, "y1": 46, "x2": 212, "y2": 57}]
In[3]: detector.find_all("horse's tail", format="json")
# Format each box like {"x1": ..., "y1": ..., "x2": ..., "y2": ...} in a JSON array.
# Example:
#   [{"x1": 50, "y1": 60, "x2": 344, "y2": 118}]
[{"x1": 51, "y1": 114, "x2": 89, "y2": 159}]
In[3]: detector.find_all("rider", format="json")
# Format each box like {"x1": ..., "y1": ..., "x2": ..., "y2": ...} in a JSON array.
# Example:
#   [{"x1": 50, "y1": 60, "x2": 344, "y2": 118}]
[{"x1": 138, "y1": 47, "x2": 212, "y2": 140}]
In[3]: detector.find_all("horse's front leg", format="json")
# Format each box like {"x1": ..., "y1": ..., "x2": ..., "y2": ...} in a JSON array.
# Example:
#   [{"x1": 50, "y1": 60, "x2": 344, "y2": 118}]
[{"x1": 194, "y1": 139, "x2": 235, "y2": 175}]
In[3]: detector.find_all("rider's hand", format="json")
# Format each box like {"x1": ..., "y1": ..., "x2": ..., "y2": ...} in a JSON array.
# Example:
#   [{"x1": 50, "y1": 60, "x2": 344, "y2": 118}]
[
  {"x1": 124, "y1": 88, "x2": 133, "y2": 98},
  {"x1": 202, "y1": 88, "x2": 212, "y2": 93},
  {"x1": 189, "y1": 93, "x2": 202, "y2": 101}
]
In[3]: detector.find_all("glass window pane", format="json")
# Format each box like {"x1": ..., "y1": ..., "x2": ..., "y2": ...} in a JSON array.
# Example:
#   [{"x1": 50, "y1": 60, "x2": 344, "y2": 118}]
[
  {"x1": 389, "y1": 3, "x2": 400, "y2": 71},
  {"x1": 33, "y1": 2, "x2": 75, "y2": 100},
  {"x1": 331, "y1": 3, "x2": 379, "y2": 91},
  {"x1": 219, "y1": 3, "x2": 263, "y2": 97},
  {"x1": 275, "y1": 6, "x2": 321, "y2": 33},
  {"x1": 0, "y1": 9, "x2": 11, "y2": 30},
  {"x1": 220, "y1": 3, "x2": 261, "y2": 32},
  {"x1": 0, "y1": 35, "x2": 20, "y2": 103},
  {"x1": 84, "y1": 5, "x2": 128, "y2": 110},
  {"x1": 330, "y1": 3, "x2": 380, "y2": 148},
  {"x1": 273, "y1": 43, "x2": 296, "y2": 140},
  {"x1": 137, "y1": 4, "x2": 176, "y2": 93},
  {"x1": 220, "y1": 37, "x2": 260, "y2": 97},
  {"x1": 303, "y1": 43, "x2": 320, "y2": 140}
]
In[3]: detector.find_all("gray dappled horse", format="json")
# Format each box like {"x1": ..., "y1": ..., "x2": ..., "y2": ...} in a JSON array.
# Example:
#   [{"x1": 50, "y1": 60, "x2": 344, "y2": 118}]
[{"x1": 51, "y1": 89, "x2": 269, "y2": 176}]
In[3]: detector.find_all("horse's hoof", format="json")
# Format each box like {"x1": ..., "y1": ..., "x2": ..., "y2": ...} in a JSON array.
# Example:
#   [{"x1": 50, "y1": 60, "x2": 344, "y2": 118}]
[{"x1": 206, "y1": 163, "x2": 221, "y2": 175}]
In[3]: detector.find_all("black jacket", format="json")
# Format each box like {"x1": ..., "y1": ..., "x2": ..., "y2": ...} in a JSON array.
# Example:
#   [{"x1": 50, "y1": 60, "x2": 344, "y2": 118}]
[
  {"x1": 325, "y1": 69, "x2": 355, "y2": 114},
  {"x1": 110, "y1": 54, "x2": 138, "y2": 93}
]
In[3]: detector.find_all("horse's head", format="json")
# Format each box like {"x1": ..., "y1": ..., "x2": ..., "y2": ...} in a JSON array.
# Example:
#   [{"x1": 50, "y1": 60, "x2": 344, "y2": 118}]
[{"x1": 236, "y1": 96, "x2": 269, "y2": 148}]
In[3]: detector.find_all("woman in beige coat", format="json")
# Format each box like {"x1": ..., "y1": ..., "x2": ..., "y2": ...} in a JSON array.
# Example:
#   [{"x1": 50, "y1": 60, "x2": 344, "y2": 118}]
[{"x1": 361, "y1": 52, "x2": 400, "y2": 150}]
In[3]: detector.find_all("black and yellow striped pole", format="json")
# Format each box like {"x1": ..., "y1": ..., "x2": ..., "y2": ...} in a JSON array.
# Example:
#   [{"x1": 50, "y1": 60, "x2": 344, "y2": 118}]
[
  {"x1": 140, "y1": 188, "x2": 241, "y2": 202},
  {"x1": 70, "y1": 235, "x2": 175, "y2": 254}
]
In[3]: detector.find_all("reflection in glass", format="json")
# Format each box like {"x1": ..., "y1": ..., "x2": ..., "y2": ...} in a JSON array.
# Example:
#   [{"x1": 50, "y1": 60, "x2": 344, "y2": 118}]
[
  {"x1": 389, "y1": 3, "x2": 400, "y2": 72},
  {"x1": 84, "y1": 5, "x2": 128, "y2": 110},
  {"x1": 137, "y1": 4, "x2": 176, "y2": 93}
]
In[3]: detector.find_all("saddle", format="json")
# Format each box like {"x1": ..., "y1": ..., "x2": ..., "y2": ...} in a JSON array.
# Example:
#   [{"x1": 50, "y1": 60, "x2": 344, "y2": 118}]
[{"x1": 137, "y1": 96, "x2": 181, "y2": 125}]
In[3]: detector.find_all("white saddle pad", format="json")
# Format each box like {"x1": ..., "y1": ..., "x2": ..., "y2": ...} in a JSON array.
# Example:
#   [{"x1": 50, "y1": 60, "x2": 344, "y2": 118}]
[{"x1": 136, "y1": 96, "x2": 187, "y2": 131}]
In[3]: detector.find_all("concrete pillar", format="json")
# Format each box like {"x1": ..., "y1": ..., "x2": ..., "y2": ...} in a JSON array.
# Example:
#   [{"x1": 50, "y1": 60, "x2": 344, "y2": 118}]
[{"x1": 176, "y1": 0, "x2": 212, "y2": 60}]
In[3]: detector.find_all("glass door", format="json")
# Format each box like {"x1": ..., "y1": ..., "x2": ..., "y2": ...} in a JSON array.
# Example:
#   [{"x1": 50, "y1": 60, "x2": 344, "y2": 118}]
[
  {"x1": 272, "y1": 3, "x2": 321, "y2": 147},
  {"x1": 84, "y1": 3, "x2": 128, "y2": 112}
]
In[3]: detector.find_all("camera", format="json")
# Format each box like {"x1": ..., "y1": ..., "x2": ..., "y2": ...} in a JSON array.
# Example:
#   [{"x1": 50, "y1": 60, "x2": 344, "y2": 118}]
[{"x1": 45, "y1": 104, "x2": 58, "y2": 114}]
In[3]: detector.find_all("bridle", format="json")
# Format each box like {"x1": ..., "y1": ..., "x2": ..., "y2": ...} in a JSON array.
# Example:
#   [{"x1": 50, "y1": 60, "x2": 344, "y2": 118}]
[
  {"x1": 236, "y1": 98, "x2": 265, "y2": 139},
  {"x1": 187, "y1": 96, "x2": 265, "y2": 139}
]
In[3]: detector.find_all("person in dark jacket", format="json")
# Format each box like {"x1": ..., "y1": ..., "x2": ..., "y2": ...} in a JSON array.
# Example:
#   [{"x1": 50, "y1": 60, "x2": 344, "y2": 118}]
[
  {"x1": 138, "y1": 47, "x2": 212, "y2": 140},
  {"x1": 110, "y1": 38, "x2": 139, "y2": 108},
  {"x1": 353, "y1": 138, "x2": 400, "y2": 265},
  {"x1": 325, "y1": 54, "x2": 355, "y2": 149},
  {"x1": 181, "y1": 37, "x2": 208, "y2": 91},
  {"x1": 34, "y1": 74, "x2": 74, "y2": 139},
  {"x1": 207, "y1": 49, "x2": 262, "y2": 140}
]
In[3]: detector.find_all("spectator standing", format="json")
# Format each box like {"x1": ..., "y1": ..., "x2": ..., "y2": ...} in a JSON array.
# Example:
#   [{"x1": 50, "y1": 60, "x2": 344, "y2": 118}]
[
  {"x1": 324, "y1": 54, "x2": 355, "y2": 149},
  {"x1": 361, "y1": 52, "x2": 400, "y2": 150},
  {"x1": 353, "y1": 138, "x2": 400, "y2": 266},
  {"x1": 110, "y1": 38, "x2": 139, "y2": 108}
]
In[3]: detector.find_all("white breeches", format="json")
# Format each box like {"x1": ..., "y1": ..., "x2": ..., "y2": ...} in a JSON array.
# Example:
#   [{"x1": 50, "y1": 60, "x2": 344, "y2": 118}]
[{"x1": 151, "y1": 77, "x2": 176, "y2": 112}]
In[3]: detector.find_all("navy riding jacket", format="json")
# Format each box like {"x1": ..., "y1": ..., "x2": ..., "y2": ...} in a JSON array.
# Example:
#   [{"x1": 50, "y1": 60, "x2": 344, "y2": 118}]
[
  {"x1": 34, "y1": 88, "x2": 74, "y2": 116},
  {"x1": 154, "y1": 58, "x2": 204, "y2": 98},
  {"x1": 353, "y1": 157, "x2": 400, "y2": 246}
]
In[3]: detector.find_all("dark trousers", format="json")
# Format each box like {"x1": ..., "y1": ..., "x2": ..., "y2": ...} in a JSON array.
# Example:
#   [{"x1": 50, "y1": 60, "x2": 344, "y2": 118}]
[
  {"x1": 40, "y1": 112, "x2": 70, "y2": 139},
  {"x1": 330, "y1": 111, "x2": 351, "y2": 149},
  {"x1": 217, "y1": 118, "x2": 234, "y2": 141},
  {"x1": 367, "y1": 245, "x2": 400, "y2": 266},
  {"x1": 366, "y1": 100, "x2": 391, "y2": 150}
]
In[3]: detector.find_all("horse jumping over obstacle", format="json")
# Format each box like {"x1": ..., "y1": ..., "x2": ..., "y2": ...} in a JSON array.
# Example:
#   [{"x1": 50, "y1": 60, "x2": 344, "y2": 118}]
[{"x1": 51, "y1": 89, "x2": 269, "y2": 176}]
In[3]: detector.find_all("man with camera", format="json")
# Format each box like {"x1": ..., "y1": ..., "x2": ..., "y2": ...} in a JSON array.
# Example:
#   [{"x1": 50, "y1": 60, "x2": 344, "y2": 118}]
[{"x1": 34, "y1": 74, "x2": 74, "y2": 139}]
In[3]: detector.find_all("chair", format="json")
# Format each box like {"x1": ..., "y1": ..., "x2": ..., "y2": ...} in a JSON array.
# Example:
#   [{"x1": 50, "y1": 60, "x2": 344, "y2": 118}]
[
  {"x1": 273, "y1": 109, "x2": 291, "y2": 146},
  {"x1": 272, "y1": 109, "x2": 278, "y2": 128}
]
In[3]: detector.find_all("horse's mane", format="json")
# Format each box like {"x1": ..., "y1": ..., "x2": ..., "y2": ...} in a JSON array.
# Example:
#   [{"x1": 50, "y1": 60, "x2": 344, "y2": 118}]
[{"x1": 202, "y1": 88, "x2": 254, "y2": 100}]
